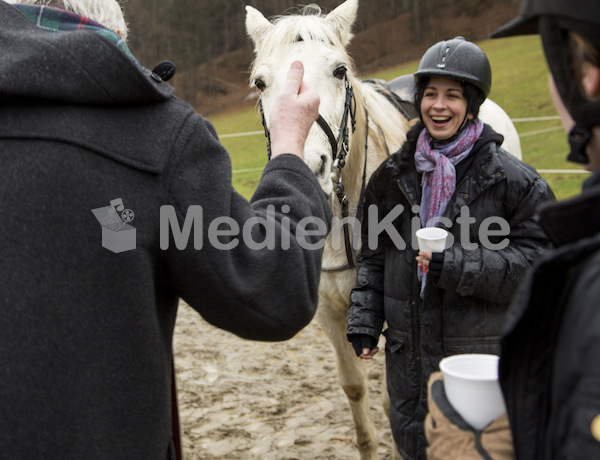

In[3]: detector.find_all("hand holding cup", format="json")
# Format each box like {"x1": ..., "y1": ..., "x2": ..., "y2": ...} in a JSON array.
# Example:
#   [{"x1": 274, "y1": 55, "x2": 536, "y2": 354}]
[{"x1": 415, "y1": 227, "x2": 448, "y2": 273}]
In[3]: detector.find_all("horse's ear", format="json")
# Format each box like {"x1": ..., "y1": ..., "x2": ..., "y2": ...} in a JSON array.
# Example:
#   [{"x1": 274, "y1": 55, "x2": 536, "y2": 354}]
[
  {"x1": 326, "y1": 0, "x2": 358, "y2": 47},
  {"x1": 245, "y1": 5, "x2": 274, "y2": 52}
]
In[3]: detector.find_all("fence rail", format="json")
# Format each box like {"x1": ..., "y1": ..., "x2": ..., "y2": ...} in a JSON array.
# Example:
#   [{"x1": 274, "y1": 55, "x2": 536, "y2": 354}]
[{"x1": 224, "y1": 115, "x2": 589, "y2": 175}]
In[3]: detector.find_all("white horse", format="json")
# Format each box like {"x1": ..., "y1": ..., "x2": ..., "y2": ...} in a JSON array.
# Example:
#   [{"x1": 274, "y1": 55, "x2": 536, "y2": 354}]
[{"x1": 246, "y1": 1, "x2": 521, "y2": 459}]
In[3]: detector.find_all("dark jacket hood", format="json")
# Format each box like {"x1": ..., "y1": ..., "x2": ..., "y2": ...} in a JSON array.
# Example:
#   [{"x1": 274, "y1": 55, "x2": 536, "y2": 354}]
[{"x1": 0, "y1": 2, "x2": 173, "y2": 104}]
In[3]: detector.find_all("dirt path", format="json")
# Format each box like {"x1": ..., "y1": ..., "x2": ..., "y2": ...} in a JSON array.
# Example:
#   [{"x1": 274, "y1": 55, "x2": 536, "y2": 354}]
[{"x1": 173, "y1": 302, "x2": 396, "y2": 459}]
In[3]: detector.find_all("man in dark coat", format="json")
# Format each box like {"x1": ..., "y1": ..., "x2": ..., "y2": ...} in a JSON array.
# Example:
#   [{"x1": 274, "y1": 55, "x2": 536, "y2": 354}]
[
  {"x1": 492, "y1": 0, "x2": 600, "y2": 458},
  {"x1": 0, "y1": 1, "x2": 332, "y2": 459}
]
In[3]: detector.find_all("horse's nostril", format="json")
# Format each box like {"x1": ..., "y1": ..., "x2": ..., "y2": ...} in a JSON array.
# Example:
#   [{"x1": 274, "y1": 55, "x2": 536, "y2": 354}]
[{"x1": 318, "y1": 155, "x2": 327, "y2": 176}]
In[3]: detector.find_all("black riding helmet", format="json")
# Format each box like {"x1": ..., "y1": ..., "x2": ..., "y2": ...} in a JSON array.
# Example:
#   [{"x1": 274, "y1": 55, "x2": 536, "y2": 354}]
[
  {"x1": 413, "y1": 37, "x2": 491, "y2": 135},
  {"x1": 415, "y1": 36, "x2": 492, "y2": 97},
  {"x1": 492, "y1": 0, "x2": 600, "y2": 164}
]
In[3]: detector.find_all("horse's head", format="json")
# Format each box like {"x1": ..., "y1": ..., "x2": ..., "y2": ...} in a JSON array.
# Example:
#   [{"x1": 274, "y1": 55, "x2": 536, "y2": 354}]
[{"x1": 246, "y1": 0, "x2": 360, "y2": 195}]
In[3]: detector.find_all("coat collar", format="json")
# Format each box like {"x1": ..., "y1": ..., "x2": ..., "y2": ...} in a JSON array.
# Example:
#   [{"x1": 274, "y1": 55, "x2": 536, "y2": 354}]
[
  {"x1": 538, "y1": 169, "x2": 600, "y2": 247},
  {"x1": 442, "y1": 138, "x2": 505, "y2": 220},
  {"x1": 12, "y1": 4, "x2": 136, "y2": 62},
  {"x1": 395, "y1": 122, "x2": 505, "y2": 221},
  {"x1": 0, "y1": 2, "x2": 173, "y2": 105}
]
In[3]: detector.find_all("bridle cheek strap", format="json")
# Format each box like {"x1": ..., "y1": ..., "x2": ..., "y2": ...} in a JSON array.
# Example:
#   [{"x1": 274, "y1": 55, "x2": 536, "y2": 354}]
[
  {"x1": 258, "y1": 77, "x2": 365, "y2": 272},
  {"x1": 316, "y1": 115, "x2": 338, "y2": 160}
]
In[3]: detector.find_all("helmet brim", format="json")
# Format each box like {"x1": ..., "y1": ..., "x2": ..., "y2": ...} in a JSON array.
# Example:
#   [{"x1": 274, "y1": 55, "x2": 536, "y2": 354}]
[
  {"x1": 414, "y1": 69, "x2": 491, "y2": 97},
  {"x1": 491, "y1": 15, "x2": 539, "y2": 38}
]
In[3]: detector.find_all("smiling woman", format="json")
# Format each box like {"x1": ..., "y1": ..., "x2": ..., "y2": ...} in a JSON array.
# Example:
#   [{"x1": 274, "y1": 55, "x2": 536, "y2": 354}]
[
  {"x1": 346, "y1": 36, "x2": 556, "y2": 460},
  {"x1": 420, "y1": 77, "x2": 472, "y2": 141}
]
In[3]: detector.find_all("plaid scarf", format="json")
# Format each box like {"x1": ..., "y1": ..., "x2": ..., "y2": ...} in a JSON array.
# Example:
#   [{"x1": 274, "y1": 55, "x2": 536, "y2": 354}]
[{"x1": 13, "y1": 4, "x2": 137, "y2": 63}]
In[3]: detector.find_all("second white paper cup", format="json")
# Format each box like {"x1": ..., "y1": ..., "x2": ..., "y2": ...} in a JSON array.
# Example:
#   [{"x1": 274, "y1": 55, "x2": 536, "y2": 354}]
[{"x1": 439, "y1": 354, "x2": 507, "y2": 430}]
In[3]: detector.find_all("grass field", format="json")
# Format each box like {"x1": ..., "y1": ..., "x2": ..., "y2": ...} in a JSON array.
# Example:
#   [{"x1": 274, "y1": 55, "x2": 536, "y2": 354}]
[{"x1": 210, "y1": 35, "x2": 590, "y2": 200}]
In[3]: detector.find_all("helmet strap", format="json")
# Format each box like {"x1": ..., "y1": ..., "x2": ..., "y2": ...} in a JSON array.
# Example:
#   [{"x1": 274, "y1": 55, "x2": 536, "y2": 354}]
[{"x1": 567, "y1": 123, "x2": 592, "y2": 164}]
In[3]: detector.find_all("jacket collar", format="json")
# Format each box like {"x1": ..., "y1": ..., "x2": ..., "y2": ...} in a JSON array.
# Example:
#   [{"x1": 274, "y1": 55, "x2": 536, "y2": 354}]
[
  {"x1": 442, "y1": 136, "x2": 505, "y2": 221},
  {"x1": 0, "y1": 2, "x2": 173, "y2": 105},
  {"x1": 538, "y1": 169, "x2": 600, "y2": 247},
  {"x1": 12, "y1": 4, "x2": 136, "y2": 62},
  {"x1": 395, "y1": 122, "x2": 505, "y2": 220}
]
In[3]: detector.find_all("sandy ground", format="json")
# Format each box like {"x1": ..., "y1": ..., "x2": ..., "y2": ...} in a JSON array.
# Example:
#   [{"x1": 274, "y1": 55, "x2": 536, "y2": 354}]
[{"x1": 173, "y1": 301, "x2": 397, "y2": 460}]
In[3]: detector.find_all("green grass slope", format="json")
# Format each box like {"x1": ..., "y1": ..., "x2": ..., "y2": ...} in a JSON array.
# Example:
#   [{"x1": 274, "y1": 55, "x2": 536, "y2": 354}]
[{"x1": 210, "y1": 35, "x2": 589, "y2": 200}]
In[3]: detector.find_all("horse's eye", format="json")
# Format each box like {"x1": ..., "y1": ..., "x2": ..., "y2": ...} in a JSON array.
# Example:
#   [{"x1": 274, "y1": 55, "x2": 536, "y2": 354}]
[
  {"x1": 254, "y1": 78, "x2": 266, "y2": 92},
  {"x1": 333, "y1": 66, "x2": 347, "y2": 80}
]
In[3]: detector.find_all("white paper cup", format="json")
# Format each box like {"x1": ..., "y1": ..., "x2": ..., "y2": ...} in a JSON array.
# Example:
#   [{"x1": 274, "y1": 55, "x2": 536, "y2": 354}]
[
  {"x1": 439, "y1": 354, "x2": 507, "y2": 430},
  {"x1": 416, "y1": 227, "x2": 448, "y2": 253}
]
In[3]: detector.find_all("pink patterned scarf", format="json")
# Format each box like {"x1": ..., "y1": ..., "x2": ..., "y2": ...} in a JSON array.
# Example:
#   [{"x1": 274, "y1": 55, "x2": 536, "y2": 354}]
[
  {"x1": 415, "y1": 119, "x2": 484, "y2": 298},
  {"x1": 414, "y1": 119, "x2": 484, "y2": 226}
]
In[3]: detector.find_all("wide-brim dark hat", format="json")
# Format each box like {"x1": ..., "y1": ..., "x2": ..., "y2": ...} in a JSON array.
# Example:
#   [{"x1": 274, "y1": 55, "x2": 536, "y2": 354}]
[
  {"x1": 491, "y1": 0, "x2": 600, "y2": 44},
  {"x1": 491, "y1": 11, "x2": 538, "y2": 38}
]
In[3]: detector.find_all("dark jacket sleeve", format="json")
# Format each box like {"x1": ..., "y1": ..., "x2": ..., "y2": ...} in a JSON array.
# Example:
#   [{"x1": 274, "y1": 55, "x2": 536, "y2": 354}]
[
  {"x1": 346, "y1": 163, "x2": 388, "y2": 341},
  {"x1": 547, "y1": 252, "x2": 600, "y2": 459},
  {"x1": 163, "y1": 114, "x2": 332, "y2": 341},
  {"x1": 437, "y1": 160, "x2": 555, "y2": 304}
]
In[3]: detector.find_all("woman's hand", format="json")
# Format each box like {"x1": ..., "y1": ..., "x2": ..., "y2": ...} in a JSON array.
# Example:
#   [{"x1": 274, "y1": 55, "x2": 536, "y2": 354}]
[
  {"x1": 416, "y1": 251, "x2": 433, "y2": 274},
  {"x1": 359, "y1": 348, "x2": 379, "y2": 359},
  {"x1": 351, "y1": 334, "x2": 380, "y2": 359}
]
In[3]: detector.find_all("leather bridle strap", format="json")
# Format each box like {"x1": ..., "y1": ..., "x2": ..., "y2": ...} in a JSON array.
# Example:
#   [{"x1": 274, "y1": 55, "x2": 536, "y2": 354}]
[{"x1": 316, "y1": 115, "x2": 338, "y2": 159}]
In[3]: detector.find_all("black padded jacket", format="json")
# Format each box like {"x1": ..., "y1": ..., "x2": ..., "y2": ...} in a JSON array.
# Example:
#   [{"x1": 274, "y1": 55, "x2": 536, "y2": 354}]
[{"x1": 347, "y1": 121, "x2": 555, "y2": 459}]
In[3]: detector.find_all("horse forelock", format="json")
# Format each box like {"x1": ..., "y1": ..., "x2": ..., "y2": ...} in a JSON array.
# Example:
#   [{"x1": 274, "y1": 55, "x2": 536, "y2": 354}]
[{"x1": 251, "y1": 9, "x2": 353, "y2": 73}]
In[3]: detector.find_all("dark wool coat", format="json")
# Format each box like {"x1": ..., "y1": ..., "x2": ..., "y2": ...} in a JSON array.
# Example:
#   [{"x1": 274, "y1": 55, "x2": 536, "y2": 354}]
[
  {"x1": 0, "y1": 3, "x2": 331, "y2": 459},
  {"x1": 346, "y1": 121, "x2": 555, "y2": 459},
  {"x1": 500, "y1": 169, "x2": 600, "y2": 460}
]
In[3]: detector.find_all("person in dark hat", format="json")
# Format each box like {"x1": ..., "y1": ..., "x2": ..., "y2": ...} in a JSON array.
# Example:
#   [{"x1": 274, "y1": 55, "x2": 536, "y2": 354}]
[
  {"x1": 491, "y1": 1, "x2": 600, "y2": 458},
  {"x1": 345, "y1": 36, "x2": 554, "y2": 459}
]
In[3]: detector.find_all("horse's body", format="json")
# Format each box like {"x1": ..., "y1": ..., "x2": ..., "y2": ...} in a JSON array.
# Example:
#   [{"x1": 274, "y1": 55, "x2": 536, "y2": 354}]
[{"x1": 246, "y1": 1, "x2": 521, "y2": 458}]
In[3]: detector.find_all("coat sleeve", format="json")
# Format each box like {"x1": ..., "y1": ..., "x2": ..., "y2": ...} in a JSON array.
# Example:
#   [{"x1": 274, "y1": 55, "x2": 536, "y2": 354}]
[
  {"x1": 437, "y1": 172, "x2": 555, "y2": 304},
  {"x1": 346, "y1": 165, "x2": 387, "y2": 342},
  {"x1": 163, "y1": 114, "x2": 332, "y2": 341}
]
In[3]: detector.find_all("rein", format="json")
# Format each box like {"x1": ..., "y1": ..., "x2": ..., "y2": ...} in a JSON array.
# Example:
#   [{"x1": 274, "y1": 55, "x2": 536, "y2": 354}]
[
  {"x1": 259, "y1": 76, "x2": 365, "y2": 272},
  {"x1": 322, "y1": 108, "x2": 369, "y2": 273}
]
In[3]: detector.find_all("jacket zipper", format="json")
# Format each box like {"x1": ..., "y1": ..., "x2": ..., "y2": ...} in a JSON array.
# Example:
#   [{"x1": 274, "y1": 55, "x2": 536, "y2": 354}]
[
  {"x1": 397, "y1": 178, "x2": 423, "y2": 409},
  {"x1": 396, "y1": 178, "x2": 416, "y2": 209}
]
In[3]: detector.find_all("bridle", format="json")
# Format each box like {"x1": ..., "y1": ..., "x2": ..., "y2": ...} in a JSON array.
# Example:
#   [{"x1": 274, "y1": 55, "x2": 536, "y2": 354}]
[
  {"x1": 259, "y1": 75, "x2": 366, "y2": 271},
  {"x1": 259, "y1": 75, "x2": 356, "y2": 164}
]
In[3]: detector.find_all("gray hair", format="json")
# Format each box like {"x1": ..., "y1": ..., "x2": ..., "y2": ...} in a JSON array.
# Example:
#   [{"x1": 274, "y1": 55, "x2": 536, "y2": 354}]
[{"x1": 5, "y1": 0, "x2": 129, "y2": 41}]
